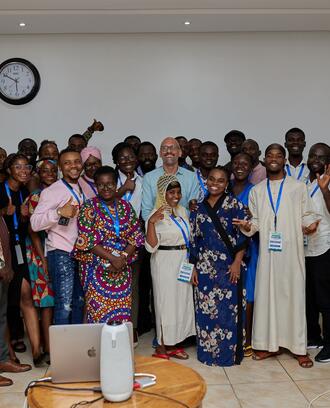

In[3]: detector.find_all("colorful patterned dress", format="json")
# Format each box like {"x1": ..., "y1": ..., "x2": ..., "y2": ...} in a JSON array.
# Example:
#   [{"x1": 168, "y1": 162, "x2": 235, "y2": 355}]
[
  {"x1": 26, "y1": 190, "x2": 55, "y2": 307},
  {"x1": 190, "y1": 193, "x2": 249, "y2": 367},
  {"x1": 72, "y1": 197, "x2": 144, "y2": 323}
]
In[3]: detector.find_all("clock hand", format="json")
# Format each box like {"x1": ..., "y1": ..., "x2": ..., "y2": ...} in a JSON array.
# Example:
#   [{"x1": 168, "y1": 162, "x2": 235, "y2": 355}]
[{"x1": 4, "y1": 74, "x2": 17, "y2": 82}]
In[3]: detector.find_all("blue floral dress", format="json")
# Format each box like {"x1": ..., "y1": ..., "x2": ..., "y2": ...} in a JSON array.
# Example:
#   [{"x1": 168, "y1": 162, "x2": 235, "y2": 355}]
[
  {"x1": 232, "y1": 182, "x2": 259, "y2": 303},
  {"x1": 190, "y1": 193, "x2": 248, "y2": 366}
]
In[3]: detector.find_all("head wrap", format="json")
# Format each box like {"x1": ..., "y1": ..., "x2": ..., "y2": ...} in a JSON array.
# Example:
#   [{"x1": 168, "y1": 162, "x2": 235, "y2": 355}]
[
  {"x1": 36, "y1": 159, "x2": 57, "y2": 172},
  {"x1": 80, "y1": 146, "x2": 102, "y2": 165}
]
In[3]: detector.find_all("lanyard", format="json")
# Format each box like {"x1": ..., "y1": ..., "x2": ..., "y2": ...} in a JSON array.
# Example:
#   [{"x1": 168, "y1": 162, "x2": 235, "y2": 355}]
[
  {"x1": 196, "y1": 170, "x2": 208, "y2": 197},
  {"x1": 310, "y1": 184, "x2": 320, "y2": 198},
  {"x1": 82, "y1": 176, "x2": 97, "y2": 195},
  {"x1": 118, "y1": 174, "x2": 133, "y2": 202},
  {"x1": 266, "y1": 176, "x2": 286, "y2": 231},
  {"x1": 100, "y1": 200, "x2": 120, "y2": 239},
  {"x1": 286, "y1": 163, "x2": 305, "y2": 180},
  {"x1": 170, "y1": 215, "x2": 190, "y2": 258},
  {"x1": 4, "y1": 181, "x2": 23, "y2": 243},
  {"x1": 61, "y1": 179, "x2": 85, "y2": 206}
]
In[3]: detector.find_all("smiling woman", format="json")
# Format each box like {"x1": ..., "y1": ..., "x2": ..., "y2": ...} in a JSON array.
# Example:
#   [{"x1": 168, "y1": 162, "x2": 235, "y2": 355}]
[
  {"x1": 0, "y1": 153, "x2": 47, "y2": 366},
  {"x1": 72, "y1": 165, "x2": 144, "y2": 323}
]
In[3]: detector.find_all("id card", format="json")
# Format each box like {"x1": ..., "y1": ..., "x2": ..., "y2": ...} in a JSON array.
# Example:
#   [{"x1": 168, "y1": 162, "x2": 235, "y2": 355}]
[
  {"x1": 303, "y1": 235, "x2": 308, "y2": 247},
  {"x1": 15, "y1": 244, "x2": 24, "y2": 264},
  {"x1": 178, "y1": 262, "x2": 194, "y2": 283},
  {"x1": 268, "y1": 232, "x2": 283, "y2": 252}
]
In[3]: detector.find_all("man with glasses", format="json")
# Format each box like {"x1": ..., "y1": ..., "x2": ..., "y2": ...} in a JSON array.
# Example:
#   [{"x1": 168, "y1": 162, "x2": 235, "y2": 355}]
[{"x1": 141, "y1": 137, "x2": 199, "y2": 220}]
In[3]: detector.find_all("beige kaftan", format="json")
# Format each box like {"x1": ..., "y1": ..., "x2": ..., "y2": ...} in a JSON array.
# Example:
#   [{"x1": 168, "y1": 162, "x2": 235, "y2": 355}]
[
  {"x1": 246, "y1": 176, "x2": 319, "y2": 355},
  {"x1": 145, "y1": 206, "x2": 196, "y2": 345}
]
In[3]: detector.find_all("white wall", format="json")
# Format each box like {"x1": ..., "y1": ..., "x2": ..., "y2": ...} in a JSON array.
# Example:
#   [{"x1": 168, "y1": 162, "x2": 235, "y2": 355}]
[{"x1": 0, "y1": 32, "x2": 329, "y2": 165}]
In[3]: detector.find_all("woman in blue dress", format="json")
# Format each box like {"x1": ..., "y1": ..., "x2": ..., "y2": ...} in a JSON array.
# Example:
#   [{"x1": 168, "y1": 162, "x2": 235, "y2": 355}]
[
  {"x1": 190, "y1": 166, "x2": 249, "y2": 367},
  {"x1": 231, "y1": 153, "x2": 258, "y2": 357}
]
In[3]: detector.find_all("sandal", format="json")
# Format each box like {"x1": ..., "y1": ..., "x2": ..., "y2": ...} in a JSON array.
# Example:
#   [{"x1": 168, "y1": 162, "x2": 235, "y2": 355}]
[
  {"x1": 11, "y1": 340, "x2": 26, "y2": 353},
  {"x1": 244, "y1": 345, "x2": 253, "y2": 358},
  {"x1": 166, "y1": 348, "x2": 189, "y2": 360},
  {"x1": 152, "y1": 352, "x2": 169, "y2": 360},
  {"x1": 294, "y1": 354, "x2": 313, "y2": 368},
  {"x1": 252, "y1": 350, "x2": 282, "y2": 361}
]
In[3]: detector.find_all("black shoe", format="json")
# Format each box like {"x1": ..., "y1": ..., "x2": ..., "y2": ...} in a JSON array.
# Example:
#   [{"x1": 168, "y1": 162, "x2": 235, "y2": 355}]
[
  {"x1": 315, "y1": 347, "x2": 330, "y2": 363},
  {"x1": 11, "y1": 340, "x2": 27, "y2": 353},
  {"x1": 307, "y1": 339, "x2": 323, "y2": 349},
  {"x1": 42, "y1": 352, "x2": 50, "y2": 365},
  {"x1": 33, "y1": 354, "x2": 46, "y2": 368}
]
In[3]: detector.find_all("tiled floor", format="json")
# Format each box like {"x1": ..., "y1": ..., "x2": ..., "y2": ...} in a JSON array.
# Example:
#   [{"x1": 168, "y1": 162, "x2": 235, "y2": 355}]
[{"x1": 2, "y1": 331, "x2": 330, "y2": 407}]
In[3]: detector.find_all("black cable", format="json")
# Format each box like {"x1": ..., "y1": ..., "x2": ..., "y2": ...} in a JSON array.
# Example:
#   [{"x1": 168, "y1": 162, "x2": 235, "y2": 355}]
[
  {"x1": 24, "y1": 383, "x2": 101, "y2": 397},
  {"x1": 70, "y1": 395, "x2": 104, "y2": 408},
  {"x1": 135, "y1": 389, "x2": 191, "y2": 408}
]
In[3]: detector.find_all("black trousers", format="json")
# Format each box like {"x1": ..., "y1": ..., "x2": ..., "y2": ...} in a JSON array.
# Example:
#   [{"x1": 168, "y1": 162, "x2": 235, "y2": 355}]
[
  {"x1": 306, "y1": 248, "x2": 330, "y2": 346},
  {"x1": 137, "y1": 248, "x2": 154, "y2": 334}
]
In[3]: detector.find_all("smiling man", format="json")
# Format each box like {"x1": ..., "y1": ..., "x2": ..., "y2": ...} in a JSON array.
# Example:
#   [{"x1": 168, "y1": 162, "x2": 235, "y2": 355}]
[
  {"x1": 233, "y1": 143, "x2": 320, "y2": 368},
  {"x1": 141, "y1": 137, "x2": 199, "y2": 220},
  {"x1": 30, "y1": 148, "x2": 85, "y2": 325},
  {"x1": 284, "y1": 127, "x2": 310, "y2": 183},
  {"x1": 305, "y1": 143, "x2": 330, "y2": 362}
]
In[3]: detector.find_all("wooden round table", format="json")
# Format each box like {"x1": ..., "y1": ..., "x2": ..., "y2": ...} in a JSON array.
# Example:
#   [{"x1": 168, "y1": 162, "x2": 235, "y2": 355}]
[{"x1": 28, "y1": 355, "x2": 206, "y2": 407}]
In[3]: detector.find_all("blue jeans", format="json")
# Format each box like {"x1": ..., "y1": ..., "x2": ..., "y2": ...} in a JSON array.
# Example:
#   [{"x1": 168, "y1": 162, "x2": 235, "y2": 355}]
[{"x1": 48, "y1": 249, "x2": 84, "y2": 325}]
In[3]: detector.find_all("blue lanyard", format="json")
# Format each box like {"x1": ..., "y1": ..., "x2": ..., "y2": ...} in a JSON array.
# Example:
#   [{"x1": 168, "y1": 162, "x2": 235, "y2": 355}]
[
  {"x1": 266, "y1": 176, "x2": 286, "y2": 231},
  {"x1": 82, "y1": 176, "x2": 97, "y2": 195},
  {"x1": 170, "y1": 215, "x2": 190, "y2": 258},
  {"x1": 286, "y1": 163, "x2": 305, "y2": 180},
  {"x1": 310, "y1": 184, "x2": 320, "y2": 198},
  {"x1": 61, "y1": 179, "x2": 85, "y2": 206},
  {"x1": 4, "y1": 181, "x2": 23, "y2": 243},
  {"x1": 100, "y1": 200, "x2": 120, "y2": 239},
  {"x1": 118, "y1": 174, "x2": 133, "y2": 202},
  {"x1": 197, "y1": 170, "x2": 208, "y2": 197}
]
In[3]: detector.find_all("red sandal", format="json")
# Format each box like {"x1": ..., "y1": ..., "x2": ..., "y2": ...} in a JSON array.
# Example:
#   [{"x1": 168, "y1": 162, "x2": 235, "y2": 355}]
[
  {"x1": 166, "y1": 348, "x2": 189, "y2": 360},
  {"x1": 152, "y1": 352, "x2": 169, "y2": 360}
]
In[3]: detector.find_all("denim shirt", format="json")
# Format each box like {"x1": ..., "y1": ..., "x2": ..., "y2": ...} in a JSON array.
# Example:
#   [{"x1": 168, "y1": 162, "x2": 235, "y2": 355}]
[{"x1": 141, "y1": 166, "x2": 199, "y2": 221}]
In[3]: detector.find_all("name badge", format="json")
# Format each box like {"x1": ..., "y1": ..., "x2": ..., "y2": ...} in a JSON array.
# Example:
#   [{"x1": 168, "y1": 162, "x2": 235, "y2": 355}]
[
  {"x1": 178, "y1": 262, "x2": 194, "y2": 283},
  {"x1": 15, "y1": 244, "x2": 24, "y2": 265},
  {"x1": 268, "y1": 232, "x2": 283, "y2": 252},
  {"x1": 303, "y1": 235, "x2": 308, "y2": 247}
]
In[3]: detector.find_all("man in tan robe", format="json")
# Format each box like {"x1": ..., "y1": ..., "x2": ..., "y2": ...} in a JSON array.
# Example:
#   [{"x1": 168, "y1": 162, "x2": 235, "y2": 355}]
[{"x1": 234, "y1": 143, "x2": 320, "y2": 367}]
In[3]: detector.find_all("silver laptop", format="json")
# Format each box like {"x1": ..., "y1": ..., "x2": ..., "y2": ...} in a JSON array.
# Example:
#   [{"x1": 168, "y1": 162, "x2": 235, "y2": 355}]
[
  {"x1": 49, "y1": 323, "x2": 103, "y2": 383},
  {"x1": 49, "y1": 322, "x2": 134, "y2": 383}
]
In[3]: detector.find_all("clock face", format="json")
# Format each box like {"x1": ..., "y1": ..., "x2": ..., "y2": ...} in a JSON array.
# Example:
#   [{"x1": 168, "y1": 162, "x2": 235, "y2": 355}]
[{"x1": 0, "y1": 58, "x2": 40, "y2": 105}]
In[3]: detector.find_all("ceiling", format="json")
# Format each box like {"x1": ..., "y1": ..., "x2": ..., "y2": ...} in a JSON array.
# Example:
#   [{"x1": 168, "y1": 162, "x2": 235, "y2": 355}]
[{"x1": 1, "y1": 0, "x2": 330, "y2": 34}]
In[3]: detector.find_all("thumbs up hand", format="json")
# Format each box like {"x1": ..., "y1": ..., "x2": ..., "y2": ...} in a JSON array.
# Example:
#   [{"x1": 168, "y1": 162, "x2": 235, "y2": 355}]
[
  {"x1": 58, "y1": 197, "x2": 78, "y2": 218},
  {"x1": 6, "y1": 198, "x2": 16, "y2": 216},
  {"x1": 20, "y1": 203, "x2": 29, "y2": 218}
]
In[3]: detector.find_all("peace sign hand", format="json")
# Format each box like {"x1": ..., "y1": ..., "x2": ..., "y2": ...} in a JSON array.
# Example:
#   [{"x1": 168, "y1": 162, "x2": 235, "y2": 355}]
[
  {"x1": 317, "y1": 164, "x2": 330, "y2": 193},
  {"x1": 148, "y1": 206, "x2": 166, "y2": 226}
]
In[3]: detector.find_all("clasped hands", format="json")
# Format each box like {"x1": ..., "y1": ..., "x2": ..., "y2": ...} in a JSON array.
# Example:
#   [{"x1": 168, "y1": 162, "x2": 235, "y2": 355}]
[{"x1": 104, "y1": 253, "x2": 127, "y2": 276}]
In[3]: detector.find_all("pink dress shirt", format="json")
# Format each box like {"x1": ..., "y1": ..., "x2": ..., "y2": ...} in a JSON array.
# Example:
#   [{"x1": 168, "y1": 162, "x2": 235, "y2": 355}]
[
  {"x1": 79, "y1": 175, "x2": 97, "y2": 200},
  {"x1": 249, "y1": 162, "x2": 267, "y2": 185},
  {"x1": 30, "y1": 179, "x2": 84, "y2": 253}
]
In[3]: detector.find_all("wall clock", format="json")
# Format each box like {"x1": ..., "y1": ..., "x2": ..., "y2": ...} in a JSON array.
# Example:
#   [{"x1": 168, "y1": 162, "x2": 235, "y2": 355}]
[{"x1": 0, "y1": 58, "x2": 41, "y2": 105}]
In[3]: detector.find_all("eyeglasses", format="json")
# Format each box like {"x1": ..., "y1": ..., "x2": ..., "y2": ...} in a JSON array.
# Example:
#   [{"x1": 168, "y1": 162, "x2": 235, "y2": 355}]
[
  {"x1": 12, "y1": 164, "x2": 32, "y2": 171},
  {"x1": 160, "y1": 145, "x2": 179, "y2": 153},
  {"x1": 85, "y1": 162, "x2": 100, "y2": 169},
  {"x1": 96, "y1": 183, "x2": 117, "y2": 190},
  {"x1": 118, "y1": 155, "x2": 136, "y2": 162}
]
